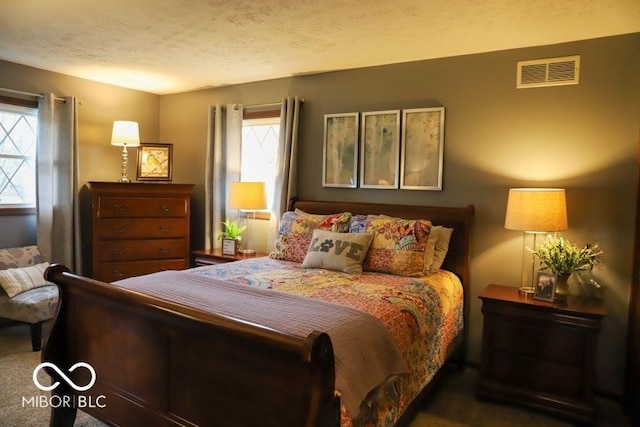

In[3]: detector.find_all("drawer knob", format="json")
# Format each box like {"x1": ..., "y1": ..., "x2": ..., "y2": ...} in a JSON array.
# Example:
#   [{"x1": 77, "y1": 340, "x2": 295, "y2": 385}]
[
  {"x1": 114, "y1": 204, "x2": 129, "y2": 212},
  {"x1": 159, "y1": 246, "x2": 171, "y2": 254},
  {"x1": 160, "y1": 204, "x2": 171, "y2": 212},
  {"x1": 112, "y1": 270, "x2": 125, "y2": 278},
  {"x1": 113, "y1": 248, "x2": 128, "y2": 256},
  {"x1": 113, "y1": 225, "x2": 129, "y2": 233},
  {"x1": 159, "y1": 225, "x2": 173, "y2": 233}
]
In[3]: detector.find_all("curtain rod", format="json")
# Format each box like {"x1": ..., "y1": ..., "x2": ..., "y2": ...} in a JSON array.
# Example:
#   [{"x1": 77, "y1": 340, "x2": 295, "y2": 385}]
[
  {"x1": 0, "y1": 87, "x2": 66, "y2": 102},
  {"x1": 234, "y1": 99, "x2": 305, "y2": 110},
  {"x1": 234, "y1": 101, "x2": 281, "y2": 110}
]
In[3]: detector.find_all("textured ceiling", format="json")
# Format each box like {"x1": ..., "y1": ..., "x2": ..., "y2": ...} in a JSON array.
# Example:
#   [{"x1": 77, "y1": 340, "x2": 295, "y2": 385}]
[{"x1": 1, "y1": 0, "x2": 638, "y2": 95}]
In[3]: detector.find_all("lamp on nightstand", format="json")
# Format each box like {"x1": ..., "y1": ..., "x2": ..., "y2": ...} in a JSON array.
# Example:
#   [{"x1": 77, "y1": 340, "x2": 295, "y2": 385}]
[
  {"x1": 229, "y1": 181, "x2": 267, "y2": 255},
  {"x1": 111, "y1": 121, "x2": 140, "y2": 183},
  {"x1": 505, "y1": 188, "x2": 568, "y2": 294}
]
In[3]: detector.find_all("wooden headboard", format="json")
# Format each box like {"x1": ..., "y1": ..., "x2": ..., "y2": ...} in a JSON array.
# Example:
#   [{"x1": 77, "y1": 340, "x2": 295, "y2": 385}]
[{"x1": 289, "y1": 198, "x2": 475, "y2": 360}]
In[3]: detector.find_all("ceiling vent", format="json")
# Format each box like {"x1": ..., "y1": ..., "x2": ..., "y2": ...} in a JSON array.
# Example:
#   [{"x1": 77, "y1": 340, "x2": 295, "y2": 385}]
[{"x1": 517, "y1": 55, "x2": 580, "y2": 89}]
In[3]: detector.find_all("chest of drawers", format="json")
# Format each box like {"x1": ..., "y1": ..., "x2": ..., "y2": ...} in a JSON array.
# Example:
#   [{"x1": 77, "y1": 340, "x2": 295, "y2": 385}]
[{"x1": 88, "y1": 182, "x2": 194, "y2": 282}]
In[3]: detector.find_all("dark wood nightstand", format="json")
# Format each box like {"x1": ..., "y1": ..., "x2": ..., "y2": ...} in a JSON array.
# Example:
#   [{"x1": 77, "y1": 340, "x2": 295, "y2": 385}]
[
  {"x1": 192, "y1": 248, "x2": 269, "y2": 266},
  {"x1": 477, "y1": 284, "x2": 606, "y2": 425}
]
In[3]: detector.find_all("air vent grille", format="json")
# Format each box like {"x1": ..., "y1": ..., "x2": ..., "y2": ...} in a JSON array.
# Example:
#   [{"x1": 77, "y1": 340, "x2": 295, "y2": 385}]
[{"x1": 517, "y1": 55, "x2": 580, "y2": 88}]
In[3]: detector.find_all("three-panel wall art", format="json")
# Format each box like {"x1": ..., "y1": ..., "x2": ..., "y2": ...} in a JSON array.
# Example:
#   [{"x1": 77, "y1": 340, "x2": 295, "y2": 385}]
[{"x1": 322, "y1": 107, "x2": 445, "y2": 191}]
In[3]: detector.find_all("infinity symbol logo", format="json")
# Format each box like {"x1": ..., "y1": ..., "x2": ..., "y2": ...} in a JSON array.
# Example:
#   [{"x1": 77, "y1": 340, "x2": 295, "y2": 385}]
[{"x1": 33, "y1": 362, "x2": 97, "y2": 392}]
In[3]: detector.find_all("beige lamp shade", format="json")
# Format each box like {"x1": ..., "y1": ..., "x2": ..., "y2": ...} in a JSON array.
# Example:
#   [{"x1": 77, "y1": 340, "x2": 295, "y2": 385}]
[
  {"x1": 229, "y1": 181, "x2": 267, "y2": 210},
  {"x1": 111, "y1": 121, "x2": 140, "y2": 147},
  {"x1": 504, "y1": 188, "x2": 568, "y2": 232}
]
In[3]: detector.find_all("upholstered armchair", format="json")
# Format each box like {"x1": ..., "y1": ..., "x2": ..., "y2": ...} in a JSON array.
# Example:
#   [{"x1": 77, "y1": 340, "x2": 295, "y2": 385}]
[{"x1": 0, "y1": 246, "x2": 59, "y2": 351}]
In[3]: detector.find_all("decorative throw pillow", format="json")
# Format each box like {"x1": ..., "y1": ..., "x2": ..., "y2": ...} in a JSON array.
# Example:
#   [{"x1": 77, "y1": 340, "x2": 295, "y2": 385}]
[
  {"x1": 428, "y1": 227, "x2": 454, "y2": 272},
  {"x1": 302, "y1": 230, "x2": 373, "y2": 274},
  {"x1": 270, "y1": 210, "x2": 352, "y2": 263},
  {"x1": 0, "y1": 262, "x2": 50, "y2": 298},
  {"x1": 293, "y1": 209, "x2": 351, "y2": 233},
  {"x1": 349, "y1": 214, "x2": 432, "y2": 277}
]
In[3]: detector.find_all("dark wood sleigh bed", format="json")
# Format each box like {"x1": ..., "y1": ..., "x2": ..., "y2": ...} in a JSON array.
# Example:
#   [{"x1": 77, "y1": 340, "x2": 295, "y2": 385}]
[{"x1": 42, "y1": 199, "x2": 474, "y2": 427}]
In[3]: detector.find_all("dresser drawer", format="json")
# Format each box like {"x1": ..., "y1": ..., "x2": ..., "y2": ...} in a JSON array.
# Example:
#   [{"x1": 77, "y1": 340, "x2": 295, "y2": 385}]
[
  {"x1": 98, "y1": 218, "x2": 187, "y2": 239},
  {"x1": 97, "y1": 197, "x2": 188, "y2": 218},
  {"x1": 97, "y1": 259, "x2": 188, "y2": 282},
  {"x1": 99, "y1": 239, "x2": 188, "y2": 262},
  {"x1": 488, "y1": 350, "x2": 583, "y2": 397},
  {"x1": 490, "y1": 317, "x2": 584, "y2": 365}
]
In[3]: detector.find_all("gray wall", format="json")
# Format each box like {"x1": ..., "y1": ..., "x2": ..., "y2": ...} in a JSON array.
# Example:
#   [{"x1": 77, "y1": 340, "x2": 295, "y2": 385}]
[{"x1": 160, "y1": 33, "x2": 640, "y2": 396}]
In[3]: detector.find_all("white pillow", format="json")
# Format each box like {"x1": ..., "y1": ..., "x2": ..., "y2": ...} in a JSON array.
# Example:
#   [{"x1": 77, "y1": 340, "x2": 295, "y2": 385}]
[
  {"x1": 302, "y1": 230, "x2": 373, "y2": 274},
  {"x1": 423, "y1": 226, "x2": 442, "y2": 273},
  {"x1": 0, "y1": 262, "x2": 50, "y2": 298},
  {"x1": 429, "y1": 227, "x2": 453, "y2": 272}
]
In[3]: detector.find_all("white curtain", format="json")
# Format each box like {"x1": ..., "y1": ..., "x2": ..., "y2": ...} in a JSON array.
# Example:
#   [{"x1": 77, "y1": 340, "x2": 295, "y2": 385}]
[
  {"x1": 204, "y1": 104, "x2": 243, "y2": 249},
  {"x1": 36, "y1": 93, "x2": 81, "y2": 273},
  {"x1": 268, "y1": 96, "x2": 302, "y2": 249}
]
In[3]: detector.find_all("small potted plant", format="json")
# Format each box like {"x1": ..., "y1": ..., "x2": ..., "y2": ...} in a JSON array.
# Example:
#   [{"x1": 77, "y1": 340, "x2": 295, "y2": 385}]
[
  {"x1": 532, "y1": 234, "x2": 603, "y2": 300},
  {"x1": 217, "y1": 219, "x2": 247, "y2": 255}
]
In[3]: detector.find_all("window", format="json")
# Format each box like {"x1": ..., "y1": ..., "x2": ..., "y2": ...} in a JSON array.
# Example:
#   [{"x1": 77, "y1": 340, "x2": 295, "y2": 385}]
[
  {"x1": 240, "y1": 113, "x2": 280, "y2": 216},
  {"x1": 0, "y1": 100, "x2": 37, "y2": 214}
]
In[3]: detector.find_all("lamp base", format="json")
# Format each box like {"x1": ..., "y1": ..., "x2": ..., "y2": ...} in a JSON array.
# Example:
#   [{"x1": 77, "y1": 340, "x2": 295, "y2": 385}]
[
  {"x1": 238, "y1": 248, "x2": 256, "y2": 256},
  {"x1": 117, "y1": 145, "x2": 131, "y2": 183},
  {"x1": 518, "y1": 286, "x2": 535, "y2": 295}
]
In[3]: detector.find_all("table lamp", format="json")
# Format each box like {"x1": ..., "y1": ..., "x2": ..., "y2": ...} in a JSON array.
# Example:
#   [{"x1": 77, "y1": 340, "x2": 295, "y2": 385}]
[
  {"x1": 229, "y1": 181, "x2": 267, "y2": 254},
  {"x1": 505, "y1": 188, "x2": 568, "y2": 294},
  {"x1": 111, "y1": 121, "x2": 140, "y2": 183}
]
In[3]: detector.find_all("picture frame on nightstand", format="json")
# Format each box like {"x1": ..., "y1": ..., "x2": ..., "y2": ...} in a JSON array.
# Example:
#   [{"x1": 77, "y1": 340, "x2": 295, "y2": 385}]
[
  {"x1": 221, "y1": 238, "x2": 238, "y2": 256},
  {"x1": 534, "y1": 272, "x2": 557, "y2": 302}
]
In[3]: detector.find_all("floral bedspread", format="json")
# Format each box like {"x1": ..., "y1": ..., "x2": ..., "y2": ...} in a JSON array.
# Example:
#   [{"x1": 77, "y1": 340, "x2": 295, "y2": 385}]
[{"x1": 188, "y1": 257, "x2": 463, "y2": 427}]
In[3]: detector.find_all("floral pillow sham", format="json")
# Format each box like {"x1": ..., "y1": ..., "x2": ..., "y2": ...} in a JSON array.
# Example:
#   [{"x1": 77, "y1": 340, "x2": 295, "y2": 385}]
[
  {"x1": 349, "y1": 214, "x2": 432, "y2": 277},
  {"x1": 269, "y1": 210, "x2": 352, "y2": 263}
]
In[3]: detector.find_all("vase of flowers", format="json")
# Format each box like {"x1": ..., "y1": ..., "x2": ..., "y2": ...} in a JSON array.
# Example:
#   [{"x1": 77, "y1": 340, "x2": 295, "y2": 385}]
[{"x1": 532, "y1": 234, "x2": 603, "y2": 300}]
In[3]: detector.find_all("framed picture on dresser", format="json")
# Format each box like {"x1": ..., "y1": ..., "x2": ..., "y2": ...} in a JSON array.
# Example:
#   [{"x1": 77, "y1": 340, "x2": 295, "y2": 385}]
[{"x1": 137, "y1": 143, "x2": 173, "y2": 181}]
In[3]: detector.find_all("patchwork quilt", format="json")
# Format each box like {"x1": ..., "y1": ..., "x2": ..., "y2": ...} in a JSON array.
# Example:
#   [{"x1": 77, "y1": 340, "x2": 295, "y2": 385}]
[{"x1": 188, "y1": 257, "x2": 463, "y2": 427}]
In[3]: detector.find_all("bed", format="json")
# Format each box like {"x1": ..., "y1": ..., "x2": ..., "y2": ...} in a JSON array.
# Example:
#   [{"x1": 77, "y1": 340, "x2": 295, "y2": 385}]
[{"x1": 42, "y1": 199, "x2": 474, "y2": 427}]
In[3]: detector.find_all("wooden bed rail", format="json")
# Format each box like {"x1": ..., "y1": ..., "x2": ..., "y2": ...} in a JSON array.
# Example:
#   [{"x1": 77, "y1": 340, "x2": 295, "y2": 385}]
[{"x1": 42, "y1": 264, "x2": 339, "y2": 427}]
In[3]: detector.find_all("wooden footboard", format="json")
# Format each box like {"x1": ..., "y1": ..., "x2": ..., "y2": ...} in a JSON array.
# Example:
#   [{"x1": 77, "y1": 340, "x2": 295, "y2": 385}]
[{"x1": 42, "y1": 264, "x2": 340, "y2": 427}]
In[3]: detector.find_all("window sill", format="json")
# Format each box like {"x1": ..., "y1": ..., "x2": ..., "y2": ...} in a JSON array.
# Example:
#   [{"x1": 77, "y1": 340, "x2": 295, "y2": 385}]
[{"x1": 0, "y1": 207, "x2": 36, "y2": 216}]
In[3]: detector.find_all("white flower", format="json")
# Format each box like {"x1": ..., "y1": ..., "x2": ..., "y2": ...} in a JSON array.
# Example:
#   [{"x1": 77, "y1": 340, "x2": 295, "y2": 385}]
[{"x1": 532, "y1": 234, "x2": 603, "y2": 275}]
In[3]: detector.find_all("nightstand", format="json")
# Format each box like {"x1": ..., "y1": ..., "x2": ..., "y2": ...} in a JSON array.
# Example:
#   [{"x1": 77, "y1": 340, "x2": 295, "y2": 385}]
[
  {"x1": 477, "y1": 284, "x2": 606, "y2": 425},
  {"x1": 192, "y1": 248, "x2": 268, "y2": 266}
]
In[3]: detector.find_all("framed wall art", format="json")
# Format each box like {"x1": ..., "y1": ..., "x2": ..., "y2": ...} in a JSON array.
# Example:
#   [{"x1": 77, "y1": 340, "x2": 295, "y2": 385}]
[
  {"x1": 400, "y1": 107, "x2": 445, "y2": 190},
  {"x1": 137, "y1": 142, "x2": 173, "y2": 181},
  {"x1": 534, "y1": 272, "x2": 557, "y2": 302},
  {"x1": 359, "y1": 110, "x2": 400, "y2": 189},
  {"x1": 322, "y1": 112, "x2": 359, "y2": 188}
]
